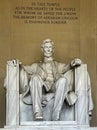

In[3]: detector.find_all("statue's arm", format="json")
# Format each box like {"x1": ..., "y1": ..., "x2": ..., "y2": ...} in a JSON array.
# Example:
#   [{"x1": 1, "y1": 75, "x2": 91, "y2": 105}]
[
  {"x1": 62, "y1": 58, "x2": 82, "y2": 74},
  {"x1": 62, "y1": 64, "x2": 71, "y2": 74},
  {"x1": 20, "y1": 63, "x2": 38, "y2": 93},
  {"x1": 21, "y1": 63, "x2": 38, "y2": 75}
]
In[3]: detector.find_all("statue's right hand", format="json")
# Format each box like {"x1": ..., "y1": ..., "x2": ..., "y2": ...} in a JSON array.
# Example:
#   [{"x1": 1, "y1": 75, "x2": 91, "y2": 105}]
[{"x1": 7, "y1": 59, "x2": 22, "y2": 67}]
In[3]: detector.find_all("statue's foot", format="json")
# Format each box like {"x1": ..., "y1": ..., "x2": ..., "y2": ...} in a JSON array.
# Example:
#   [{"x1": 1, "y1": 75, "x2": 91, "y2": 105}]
[
  {"x1": 34, "y1": 113, "x2": 43, "y2": 121},
  {"x1": 35, "y1": 116, "x2": 43, "y2": 121}
]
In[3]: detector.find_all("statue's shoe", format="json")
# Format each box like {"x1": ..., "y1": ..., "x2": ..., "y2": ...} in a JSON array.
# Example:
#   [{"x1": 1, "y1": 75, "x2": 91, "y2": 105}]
[{"x1": 34, "y1": 113, "x2": 43, "y2": 121}]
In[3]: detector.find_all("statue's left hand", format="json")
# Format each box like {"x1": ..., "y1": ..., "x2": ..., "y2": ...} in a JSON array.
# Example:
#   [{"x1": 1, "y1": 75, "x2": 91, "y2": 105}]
[{"x1": 71, "y1": 58, "x2": 82, "y2": 68}]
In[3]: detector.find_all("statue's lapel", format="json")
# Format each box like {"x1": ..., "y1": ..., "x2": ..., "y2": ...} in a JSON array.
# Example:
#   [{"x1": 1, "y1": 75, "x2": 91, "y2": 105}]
[
  {"x1": 52, "y1": 61, "x2": 58, "y2": 78},
  {"x1": 38, "y1": 62, "x2": 47, "y2": 77}
]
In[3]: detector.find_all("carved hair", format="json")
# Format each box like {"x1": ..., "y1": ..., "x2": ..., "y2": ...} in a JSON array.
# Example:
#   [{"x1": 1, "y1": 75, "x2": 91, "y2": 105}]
[{"x1": 41, "y1": 39, "x2": 54, "y2": 48}]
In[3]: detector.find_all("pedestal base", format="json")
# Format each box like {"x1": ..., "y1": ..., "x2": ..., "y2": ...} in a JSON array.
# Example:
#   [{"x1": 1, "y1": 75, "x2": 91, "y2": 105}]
[{"x1": 1, "y1": 121, "x2": 97, "y2": 130}]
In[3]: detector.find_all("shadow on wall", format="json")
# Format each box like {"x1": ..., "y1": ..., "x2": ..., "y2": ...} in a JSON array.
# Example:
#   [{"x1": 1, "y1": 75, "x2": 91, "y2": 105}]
[{"x1": 0, "y1": 81, "x2": 6, "y2": 128}]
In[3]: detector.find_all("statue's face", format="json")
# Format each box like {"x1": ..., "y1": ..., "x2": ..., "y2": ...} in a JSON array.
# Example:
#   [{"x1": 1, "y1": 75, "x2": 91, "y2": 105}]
[{"x1": 42, "y1": 42, "x2": 54, "y2": 57}]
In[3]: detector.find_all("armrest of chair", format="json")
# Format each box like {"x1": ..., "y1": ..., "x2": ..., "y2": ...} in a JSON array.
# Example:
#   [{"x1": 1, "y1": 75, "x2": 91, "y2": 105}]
[
  {"x1": 74, "y1": 64, "x2": 94, "y2": 126},
  {"x1": 4, "y1": 60, "x2": 20, "y2": 126}
]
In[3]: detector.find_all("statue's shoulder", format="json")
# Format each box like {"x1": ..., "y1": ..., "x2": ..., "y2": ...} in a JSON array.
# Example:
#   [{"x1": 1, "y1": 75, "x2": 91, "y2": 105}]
[
  {"x1": 53, "y1": 61, "x2": 66, "y2": 73},
  {"x1": 31, "y1": 62, "x2": 38, "y2": 66},
  {"x1": 31, "y1": 61, "x2": 44, "y2": 69},
  {"x1": 54, "y1": 61, "x2": 66, "y2": 67},
  {"x1": 30, "y1": 62, "x2": 40, "y2": 68}
]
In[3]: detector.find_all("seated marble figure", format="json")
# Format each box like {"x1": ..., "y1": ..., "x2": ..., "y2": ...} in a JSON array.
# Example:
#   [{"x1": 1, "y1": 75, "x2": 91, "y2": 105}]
[
  {"x1": 4, "y1": 39, "x2": 94, "y2": 124},
  {"x1": 19, "y1": 39, "x2": 82, "y2": 121}
]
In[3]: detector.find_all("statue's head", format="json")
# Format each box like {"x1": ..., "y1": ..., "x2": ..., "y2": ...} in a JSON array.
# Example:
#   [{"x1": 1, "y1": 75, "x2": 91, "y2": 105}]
[{"x1": 41, "y1": 39, "x2": 54, "y2": 57}]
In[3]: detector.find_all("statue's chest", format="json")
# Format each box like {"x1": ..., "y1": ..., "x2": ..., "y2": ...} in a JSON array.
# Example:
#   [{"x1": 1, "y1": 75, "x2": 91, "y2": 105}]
[
  {"x1": 45, "y1": 62, "x2": 54, "y2": 81},
  {"x1": 39, "y1": 62, "x2": 59, "y2": 80},
  {"x1": 45, "y1": 63, "x2": 53, "y2": 73}
]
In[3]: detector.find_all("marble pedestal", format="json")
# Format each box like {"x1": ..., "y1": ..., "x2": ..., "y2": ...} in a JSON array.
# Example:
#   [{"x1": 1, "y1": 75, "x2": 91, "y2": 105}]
[{"x1": 1, "y1": 122, "x2": 97, "y2": 130}]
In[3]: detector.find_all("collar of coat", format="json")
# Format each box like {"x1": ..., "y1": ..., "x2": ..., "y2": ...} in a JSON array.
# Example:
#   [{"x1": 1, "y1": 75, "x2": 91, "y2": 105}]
[{"x1": 43, "y1": 57, "x2": 54, "y2": 63}]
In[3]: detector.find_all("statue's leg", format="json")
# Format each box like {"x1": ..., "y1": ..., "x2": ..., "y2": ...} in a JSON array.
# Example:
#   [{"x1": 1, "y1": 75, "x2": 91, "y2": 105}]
[
  {"x1": 52, "y1": 77, "x2": 68, "y2": 121},
  {"x1": 29, "y1": 74, "x2": 44, "y2": 120}
]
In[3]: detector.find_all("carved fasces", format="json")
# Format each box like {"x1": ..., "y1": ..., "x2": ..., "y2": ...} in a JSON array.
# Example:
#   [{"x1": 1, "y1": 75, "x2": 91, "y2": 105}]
[
  {"x1": 7, "y1": 59, "x2": 22, "y2": 67},
  {"x1": 5, "y1": 59, "x2": 21, "y2": 126}
]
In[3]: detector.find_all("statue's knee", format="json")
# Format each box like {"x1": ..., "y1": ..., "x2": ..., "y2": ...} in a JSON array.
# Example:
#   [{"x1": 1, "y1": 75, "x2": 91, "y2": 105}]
[
  {"x1": 29, "y1": 74, "x2": 43, "y2": 87},
  {"x1": 57, "y1": 77, "x2": 67, "y2": 84},
  {"x1": 31, "y1": 74, "x2": 40, "y2": 81}
]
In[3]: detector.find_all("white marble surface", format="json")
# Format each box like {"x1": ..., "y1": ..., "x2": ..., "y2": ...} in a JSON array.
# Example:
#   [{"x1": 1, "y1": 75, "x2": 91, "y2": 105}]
[
  {"x1": 5, "y1": 61, "x2": 20, "y2": 126},
  {"x1": 2, "y1": 40, "x2": 95, "y2": 129},
  {"x1": 75, "y1": 64, "x2": 94, "y2": 125},
  {"x1": 4, "y1": 62, "x2": 94, "y2": 126},
  {"x1": 1, "y1": 125, "x2": 97, "y2": 130},
  {"x1": 16, "y1": 127, "x2": 97, "y2": 130}
]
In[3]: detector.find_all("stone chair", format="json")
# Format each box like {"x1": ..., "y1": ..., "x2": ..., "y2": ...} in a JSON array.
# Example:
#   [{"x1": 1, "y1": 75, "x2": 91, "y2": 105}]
[{"x1": 4, "y1": 61, "x2": 93, "y2": 128}]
